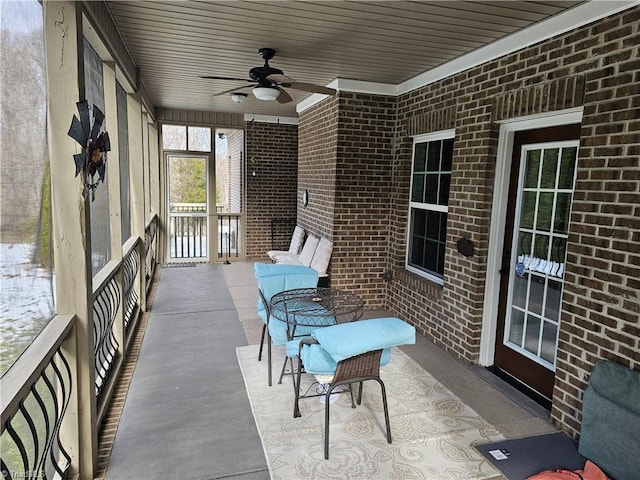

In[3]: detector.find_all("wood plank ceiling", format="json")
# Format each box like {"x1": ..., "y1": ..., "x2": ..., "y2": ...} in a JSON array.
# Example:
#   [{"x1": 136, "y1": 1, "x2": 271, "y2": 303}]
[{"x1": 105, "y1": 1, "x2": 584, "y2": 118}]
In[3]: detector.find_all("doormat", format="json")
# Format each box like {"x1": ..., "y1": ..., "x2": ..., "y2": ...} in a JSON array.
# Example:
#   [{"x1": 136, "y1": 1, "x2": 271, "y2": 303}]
[
  {"x1": 161, "y1": 263, "x2": 197, "y2": 268},
  {"x1": 475, "y1": 432, "x2": 586, "y2": 480}
]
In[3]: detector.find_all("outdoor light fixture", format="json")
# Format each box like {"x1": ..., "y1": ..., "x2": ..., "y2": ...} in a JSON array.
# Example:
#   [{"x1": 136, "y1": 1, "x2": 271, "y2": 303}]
[
  {"x1": 252, "y1": 86, "x2": 280, "y2": 101},
  {"x1": 229, "y1": 92, "x2": 248, "y2": 104}
]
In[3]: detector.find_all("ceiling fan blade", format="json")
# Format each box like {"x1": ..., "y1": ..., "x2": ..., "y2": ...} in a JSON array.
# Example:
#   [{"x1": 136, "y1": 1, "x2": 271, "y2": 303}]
[
  {"x1": 213, "y1": 85, "x2": 253, "y2": 96},
  {"x1": 276, "y1": 87, "x2": 293, "y2": 104},
  {"x1": 266, "y1": 74, "x2": 335, "y2": 95},
  {"x1": 200, "y1": 75, "x2": 254, "y2": 82},
  {"x1": 283, "y1": 82, "x2": 336, "y2": 96}
]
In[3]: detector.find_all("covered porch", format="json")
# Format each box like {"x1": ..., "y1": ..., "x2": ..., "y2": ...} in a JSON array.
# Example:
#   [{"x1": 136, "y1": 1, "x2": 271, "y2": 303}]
[
  {"x1": 95, "y1": 261, "x2": 554, "y2": 479},
  {"x1": 1, "y1": 1, "x2": 638, "y2": 479}
]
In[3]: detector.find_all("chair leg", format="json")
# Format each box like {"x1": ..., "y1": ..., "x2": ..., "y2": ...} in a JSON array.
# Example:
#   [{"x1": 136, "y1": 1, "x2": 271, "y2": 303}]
[
  {"x1": 348, "y1": 383, "x2": 356, "y2": 408},
  {"x1": 324, "y1": 387, "x2": 331, "y2": 459},
  {"x1": 377, "y1": 379, "x2": 392, "y2": 444},
  {"x1": 277, "y1": 355, "x2": 291, "y2": 384},
  {"x1": 322, "y1": 379, "x2": 390, "y2": 459},
  {"x1": 267, "y1": 333, "x2": 272, "y2": 387},
  {"x1": 258, "y1": 324, "x2": 266, "y2": 361},
  {"x1": 293, "y1": 357, "x2": 303, "y2": 418}
]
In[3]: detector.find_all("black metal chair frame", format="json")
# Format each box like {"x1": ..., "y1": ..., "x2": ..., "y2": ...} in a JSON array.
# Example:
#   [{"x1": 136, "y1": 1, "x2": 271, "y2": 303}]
[
  {"x1": 258, "y1": 287, "x2": 277, "y2": 386},
  {"x1": 258, "y1": 287, "x2": 300, "y2": 387},
  {"x1": 293, "y1": 338, "x2": 392, "y2": 459}
]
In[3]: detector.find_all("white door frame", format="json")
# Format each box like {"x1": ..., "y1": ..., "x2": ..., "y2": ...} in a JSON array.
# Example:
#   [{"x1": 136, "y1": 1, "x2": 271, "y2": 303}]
[
  {"x1": 165, "y1": 152, "x2": 211, "y2": 262},
  {"x1": 479, "y1": 107, "x2": 584, "y2": 366}
]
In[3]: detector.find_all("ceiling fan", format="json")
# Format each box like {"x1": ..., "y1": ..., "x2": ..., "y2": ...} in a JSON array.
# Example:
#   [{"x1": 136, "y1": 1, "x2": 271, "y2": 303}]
[{"x1": 200, "y1": 48, "x2": 336, "y2": 104}]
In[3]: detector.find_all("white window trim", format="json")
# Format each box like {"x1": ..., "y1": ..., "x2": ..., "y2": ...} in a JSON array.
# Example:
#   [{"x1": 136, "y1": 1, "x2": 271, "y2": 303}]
[{"x1": 405, "y1": 129, "x2": 455, "y2": 285}]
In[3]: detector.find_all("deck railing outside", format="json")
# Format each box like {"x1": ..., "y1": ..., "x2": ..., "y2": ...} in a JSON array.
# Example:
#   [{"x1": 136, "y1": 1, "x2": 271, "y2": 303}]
[
  {"x1": 168, "y1": 204, "x2": 243, "y2": 261},
  {"x1": 218, "y1": 213, "x2": 242, "y2": 262},
  {"x1": 1, "y1": 215, "x2": 157, "y2": 478},
  {"x1": 169, "y1": 203, "x2": 207, "y2": 259}
]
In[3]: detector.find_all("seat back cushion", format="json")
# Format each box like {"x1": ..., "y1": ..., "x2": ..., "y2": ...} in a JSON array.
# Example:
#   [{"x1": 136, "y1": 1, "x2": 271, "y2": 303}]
[
  {"x1": 312, "y1": 317, "x2": 416, "y2": 362},
  {"x1": 578, "y1": 359, "x2": 640, "y2": 480},
  {"x1": 254, "y1": 263, "x2": 318, "y2": 315},
  {"x1": 254, "y1": 262, "x2": 316, "y2": 278},
  {"x1": 310, "y1": 237, "x2": 333, "y2": 276},
  {"x1": 289, "y1": 226, "x2": 305, "y2": 255},
  {"x1": 297, "y1": 234, "x2": 319, "y2": 267},
  {"x1": 300, "y1": 344, "x2": 391, "y2": 375}
]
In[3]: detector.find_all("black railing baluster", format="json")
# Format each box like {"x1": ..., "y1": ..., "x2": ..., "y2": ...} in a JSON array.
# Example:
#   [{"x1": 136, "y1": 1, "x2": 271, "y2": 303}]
[
  {"x1": 6, "y1": 421, "x2": 29, "y2": 478},
  {"x1": 93, "y1": 276, "x2": 121, "y2": 399},
  {"x1": 30, "y1": 382, "x2": 50, "y2": 477},
  {"x1": 51, "y1": 349, "x2": 73, "y2": 473}
]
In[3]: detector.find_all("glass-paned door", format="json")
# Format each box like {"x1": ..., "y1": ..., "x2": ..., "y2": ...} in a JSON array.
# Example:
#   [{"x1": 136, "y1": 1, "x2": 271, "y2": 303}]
[
  {"x1": 167, "y1": 154, "x2": 208, "y2": 261},
  {"x1": 507, "y1": 141, "x2": 578, "y2": 366},
  {"x1": 495, "y1": 124, "x2": 580, "y2": 402}
]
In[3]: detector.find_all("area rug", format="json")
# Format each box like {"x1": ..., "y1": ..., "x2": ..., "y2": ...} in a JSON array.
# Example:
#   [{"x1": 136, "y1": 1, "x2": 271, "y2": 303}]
[
  {"x1": 236, "y1": 345, "x2": 505, "y2": 480},
  {"x1": 475, "y1": 432, "x2": 586, "y2": 480}
]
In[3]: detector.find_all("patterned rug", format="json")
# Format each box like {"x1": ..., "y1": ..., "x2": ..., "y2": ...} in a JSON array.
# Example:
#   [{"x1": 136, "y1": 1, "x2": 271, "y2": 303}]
[{"x1": 236, "y1": 345, "x2": 505, "y2": 480}]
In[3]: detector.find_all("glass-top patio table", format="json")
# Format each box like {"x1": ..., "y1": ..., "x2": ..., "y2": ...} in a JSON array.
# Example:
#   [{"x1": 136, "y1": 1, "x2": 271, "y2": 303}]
[
  {"x1": 269, "y1": 286, "x2": 365, "y2": 393},
  {"x1": 270, "y1": 287, "x2": 364, "y2": 337}
]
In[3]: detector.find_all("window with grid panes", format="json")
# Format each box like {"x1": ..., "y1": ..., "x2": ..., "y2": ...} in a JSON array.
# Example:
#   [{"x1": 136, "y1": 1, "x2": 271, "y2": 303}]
[{"x1": 406, "y1": 131, "x2": 454, "y2": 284}]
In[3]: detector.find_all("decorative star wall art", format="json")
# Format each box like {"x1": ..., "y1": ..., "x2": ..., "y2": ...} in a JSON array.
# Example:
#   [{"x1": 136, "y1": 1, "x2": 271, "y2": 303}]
[{"x1": 67, "y1": 100, "x2": 110, "y2": 201}]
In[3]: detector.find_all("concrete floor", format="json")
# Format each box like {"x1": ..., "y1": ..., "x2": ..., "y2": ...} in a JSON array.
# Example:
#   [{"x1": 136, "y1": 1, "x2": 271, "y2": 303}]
[{"x1": 103, "y1": 261, "x2": 559, "y2": 480}]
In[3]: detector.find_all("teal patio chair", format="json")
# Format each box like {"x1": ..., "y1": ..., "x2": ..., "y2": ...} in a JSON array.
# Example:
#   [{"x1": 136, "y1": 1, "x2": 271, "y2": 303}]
[
  {"x1": 289, "y1": 317, "x2": 416, "y2": 459},
  {"x1": 253, "y1": 262, "x2": 319, "y2": 386}
]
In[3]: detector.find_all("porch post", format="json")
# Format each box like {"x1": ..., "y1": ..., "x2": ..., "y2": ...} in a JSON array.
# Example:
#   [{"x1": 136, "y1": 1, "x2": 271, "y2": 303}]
[
  {"x1": 128, "y1": 96, "x2": 150, "y2": 314},
  {"x1": 44, "y1": 1, "x2": 97, "y2": 478}
]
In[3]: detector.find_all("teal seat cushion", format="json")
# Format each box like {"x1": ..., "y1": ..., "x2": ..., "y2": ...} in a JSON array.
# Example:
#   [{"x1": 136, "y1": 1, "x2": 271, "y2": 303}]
[
  {"x1": 300, "y1": 344, "x2": 392, "y2": 375},
  {"x1": 311, "y1": 317, "x2": 416, "y2": 362}
]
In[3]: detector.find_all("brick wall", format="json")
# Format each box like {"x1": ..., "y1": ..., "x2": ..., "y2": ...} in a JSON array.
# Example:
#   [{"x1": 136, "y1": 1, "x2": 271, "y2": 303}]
[
  {"x1": 245, "y1": 121, "x2": 299, "y2": 259},
  {"x1": 554, "y1": 7, "x2": 640, "y2": 435},
  {"x1": 332, "y1": 93, "x2": 396, "y2": 305},
  {"x1": 296, "y1": 93, "x2": 338, "y2": 282},
  {"x1": 298, "y1": 93, "x2": 396, "y2": 303},
  {"x1": 386, "y1": 6, "x2": 639, "y2": 437},
  {"x1": 297, "y1": 5, "x2": 638, "y2": 438},
  {"x1": 298, "y1": 96, "x2": 339, "y2": 240}
]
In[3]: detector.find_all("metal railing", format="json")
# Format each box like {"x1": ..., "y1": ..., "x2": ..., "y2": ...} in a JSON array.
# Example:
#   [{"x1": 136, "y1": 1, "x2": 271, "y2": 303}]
[
  {"x1": 170, "y1": 203, "x2": 206, "y2": 213},
  {"x1": 92, "y1": 262, "x2": 121, "y2": 402},
  {"x1": 169, "y1": 204, "x2": 207, "y2": 259},
  {"x1": 122, "y1": 238, "x2": 141, "y2": 336},
  {"x1": 1, "y1": 214, "x2": 153, "y2": 477},
  {"x1": 167, "y1": 204, "x2": 243, "y2": 261},
  {"x1": 218, "y1": 213, "x2": 242, "y2": 262},
  {"x1": 145, "y1": 214, "x2": 158, "y2": 295},
  {"x1": 0, "y1": 315, "x2": 75, "y2": 480},
  {"x1": 169, "y1": 215, "x2": 207, "y2": 259}
]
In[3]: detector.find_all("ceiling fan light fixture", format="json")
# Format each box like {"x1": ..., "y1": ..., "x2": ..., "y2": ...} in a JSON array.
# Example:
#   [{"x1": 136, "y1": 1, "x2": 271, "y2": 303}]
[
  {"x1": 252, "y1": 86, "x2": 280, "y2": 101},
  {"x1": 229, "y1": 92, "x2": 248, "y2": 103}
]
